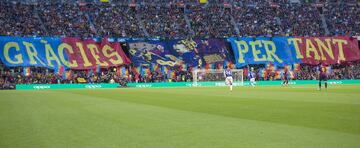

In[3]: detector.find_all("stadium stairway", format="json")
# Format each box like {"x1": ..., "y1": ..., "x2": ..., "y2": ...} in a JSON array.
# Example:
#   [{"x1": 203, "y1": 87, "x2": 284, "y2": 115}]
[
  {"x1": 136, "y1": 13, "x2": 149, "y2": 37},
  {"x1": 183, "y1": 13, "x2": 195, "y2": 36},
  {"x1": 320, "y1": 14, "x2": 330, "y2": 35},
  {"x1": 229, "y1": 14, "x2": 240, "y2": 36},
  {"x1": 85, "y1": 12, "x2": 98, "y2": 35},
  {"x1": 33, "y1": 7, "x2": 49, "y2": 35}
]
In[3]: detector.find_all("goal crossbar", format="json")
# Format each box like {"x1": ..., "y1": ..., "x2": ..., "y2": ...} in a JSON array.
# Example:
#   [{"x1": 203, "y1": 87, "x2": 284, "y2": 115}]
[{"x1": 192, "y1": 69, "x2": 244, "y2": 87}]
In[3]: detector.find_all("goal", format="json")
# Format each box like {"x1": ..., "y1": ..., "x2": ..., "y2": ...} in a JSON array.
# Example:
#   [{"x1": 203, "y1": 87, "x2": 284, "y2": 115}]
[{"x1": 192, "y1": 69, "x2": 244, "y2": 87}]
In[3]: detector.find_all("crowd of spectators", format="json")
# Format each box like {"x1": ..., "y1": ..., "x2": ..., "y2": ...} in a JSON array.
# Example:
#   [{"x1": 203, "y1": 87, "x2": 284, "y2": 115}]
[
  {"x1": 0, "y1": 2, "x2": 45, "y2": 36},
  {"x1": 187, "y1": 5, "x2": 235, "y2": 38},
  {"x1": 232, "y1": 3, "x2": 325, "y2": 37},
  {"x1": 2, "y1": 61, "x2": 360, "y2": 89},
  {"x1": 140, "y1": 5, "x2": 190, "y2": 38},
  {"x1": 0, "y1": 66, "x2": 189, "y2": 89},
  {"x1": 252, "y1": 61, "x2": 360, "y2": 81},
  {"x1": 88, "y1": 4, "x2": 143, "y2": 38},
  {"x1": 0, "y1": 65, "x2": 123, "y2": 89},
  {"x1": 325, "y1": 3, "x2": 359, "y2": 36},
  {"x1": 280, "y1": 4, "x2": 325, "y2": 36},
  {"x1": 1, "y1": 1, "x2": 358, "y2": 38},
  {"x1": 296, "y1": 62, "x2": 360, "y2": 80},
  {"x1": 39, "y1": 3, "x2": 94, "y2": 37},
  {"x1": 232, "y1": 3, "x2": 284, "y2": 36},
  {"x1": 0, "y1": 0, "x2": 359, "y2": 89}
]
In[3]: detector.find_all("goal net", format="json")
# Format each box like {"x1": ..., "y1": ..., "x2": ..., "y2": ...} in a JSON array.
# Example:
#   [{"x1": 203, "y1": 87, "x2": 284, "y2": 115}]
[{"x1": 192, "y1": 69, "x2": 244, "y2": 87}]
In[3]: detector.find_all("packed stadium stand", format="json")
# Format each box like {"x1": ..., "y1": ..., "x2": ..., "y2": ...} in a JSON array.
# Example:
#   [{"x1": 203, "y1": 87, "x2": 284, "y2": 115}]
[
  {"x1": 0, "y1": 0, "x2": 359, "y2": 37},
  {"x1": 0, "y1": 0, "x2": 359, "y2": 89}
]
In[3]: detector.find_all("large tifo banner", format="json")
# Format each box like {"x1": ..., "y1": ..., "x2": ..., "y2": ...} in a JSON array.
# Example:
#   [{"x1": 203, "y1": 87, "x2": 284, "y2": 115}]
[
  {"x1": 128, "y1": 38, "x2": 231, "y2": 67},
  {"x1": 229, "y1": 37, "x2": 360, "y2": 67},
  {"x1": 0, "y1": 36, "x2": 131, "y2": 70}
]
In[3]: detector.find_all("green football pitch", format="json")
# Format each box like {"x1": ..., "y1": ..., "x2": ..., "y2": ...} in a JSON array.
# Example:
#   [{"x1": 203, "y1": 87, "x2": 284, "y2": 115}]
[{"x1": 1, "y1": 85, "x2": 360, "y2": 148}]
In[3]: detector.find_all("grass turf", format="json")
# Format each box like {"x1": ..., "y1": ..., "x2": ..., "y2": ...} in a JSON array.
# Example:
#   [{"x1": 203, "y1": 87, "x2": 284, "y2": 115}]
[{"x1": 0, "y1": 85, "x2": 360, "y2": 148}]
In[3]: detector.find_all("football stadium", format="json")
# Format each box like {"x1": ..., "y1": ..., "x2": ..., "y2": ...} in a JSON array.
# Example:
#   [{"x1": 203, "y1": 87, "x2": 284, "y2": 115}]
[{"x1": 0, "y1": 0, "x2": 360, "y2": 147}]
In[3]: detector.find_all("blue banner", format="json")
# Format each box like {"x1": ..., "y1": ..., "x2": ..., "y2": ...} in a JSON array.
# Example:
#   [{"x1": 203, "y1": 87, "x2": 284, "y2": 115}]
[
  {"x1": 0, "y1": 36, "x2": 66, "y2": 69},
  {"x1": 128, "y1": 38, "x2": 231, "y2": 67},
  {"x1": 0, "y1": 36, "x2": 131, "y2": 70},
  {"x1": 128, "y1": 40, "x2": 175, "y2": 67},
  {"x1": 229, "y1": 37, "x2": 301, "y2": 67},
  {"x1": 228, "y1": 36, "x2": 360, "y2": 67}
]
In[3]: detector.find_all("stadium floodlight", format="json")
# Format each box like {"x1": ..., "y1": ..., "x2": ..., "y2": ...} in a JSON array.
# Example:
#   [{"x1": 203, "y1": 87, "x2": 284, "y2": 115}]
[{"x1": 192, "y1": 68, "x2": 243, "y2": 87}]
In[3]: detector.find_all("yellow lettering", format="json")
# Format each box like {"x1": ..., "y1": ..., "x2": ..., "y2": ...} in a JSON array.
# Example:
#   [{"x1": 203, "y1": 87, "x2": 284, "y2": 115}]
[
  {"x1": 23, "y1": 41, "x2": 45, "y2": 65},
  {"x1": 58, "y1": 43, "x2": 78, "y2": 68},
  {"x1": 87, "y1": 44, "x2": 109, "y2": 66},
  {"x1": 305, "y1": 39, "x2": 320, "y2": 60},
  {"x1": 76, "y1": 42, "x2": 92, "y2": 67},
  {"x1": 102, "y1": 45, "x2": 123, "y2": 65},
  {"x1": 249, "y1": 40, "x2": 267, "y2": 61},
  {"x1": 315, "y1": 38, "x2": 334, "y2": 60},
  {"x1": 42, "y1": 40, "x2": 61, "y2": 67},
  {"x1": 235, "y1": 40, "x2": 248, "y2": 63},
  {"x1": 288, "y1": 38, "x2": 304, "y2": 59},
  {"x1": 3, "y1": 42, "x2": 23, "y2": 64},
  {"x1": 332, "y1": 39, "x2": 348, "y2": 61},
  {"x1": 262, "y1": 40, "x2": 283, "y2": 63}
]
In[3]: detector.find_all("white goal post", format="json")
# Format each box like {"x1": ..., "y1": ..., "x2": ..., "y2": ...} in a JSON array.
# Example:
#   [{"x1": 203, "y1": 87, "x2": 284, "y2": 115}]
[{"x1": 192, "y1": 69, "x2": 244, "y2": 87}]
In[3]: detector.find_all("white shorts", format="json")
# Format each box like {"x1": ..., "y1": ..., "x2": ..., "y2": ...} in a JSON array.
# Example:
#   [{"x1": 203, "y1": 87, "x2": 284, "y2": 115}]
[
  {"x1": 250, "y1": 78, "x2": 255, "y2": 83},
  {"x1": 225, "y1": 77, "x2": 233, "y2": 85}
]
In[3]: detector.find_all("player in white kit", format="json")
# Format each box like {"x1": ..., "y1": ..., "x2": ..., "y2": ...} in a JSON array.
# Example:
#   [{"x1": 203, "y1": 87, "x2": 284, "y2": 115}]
[
  {"x1": 224, "y1": 66, "x2": 233, "y2": 91},
  {"x1": 248, "y1": 67, "x2": 256, "y2": 87}
]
